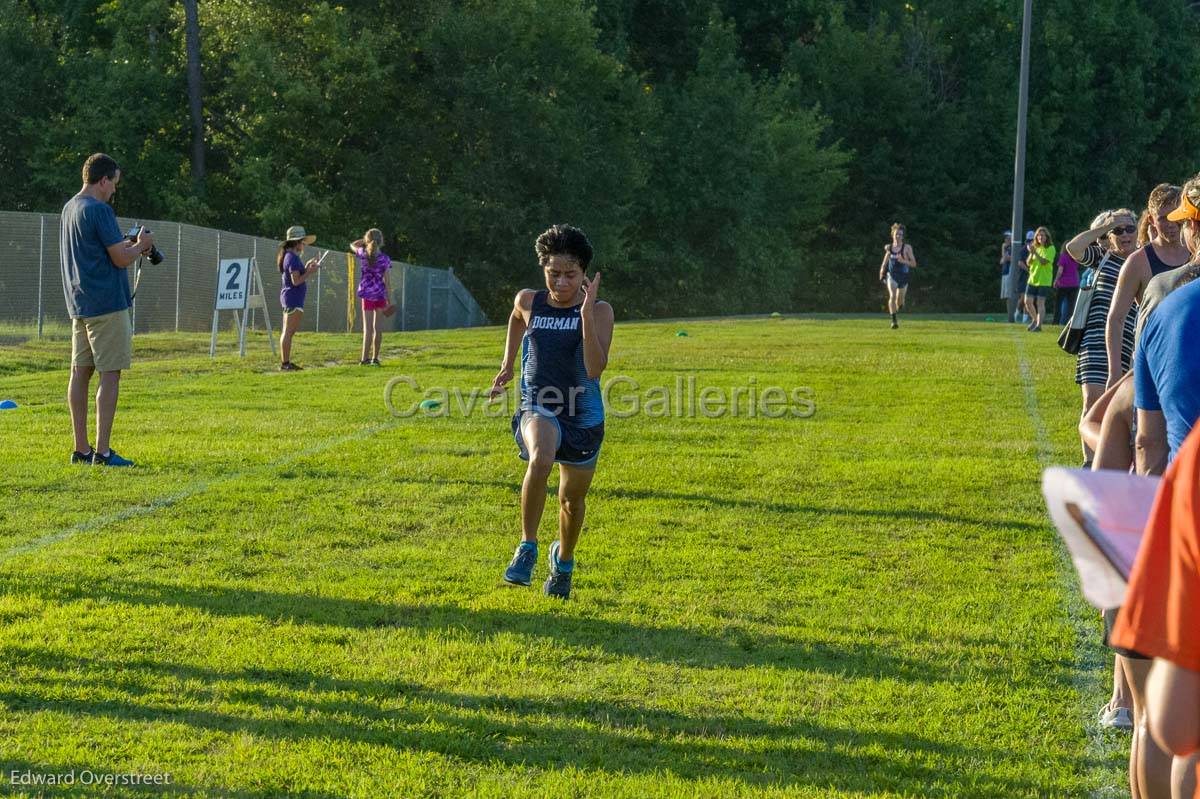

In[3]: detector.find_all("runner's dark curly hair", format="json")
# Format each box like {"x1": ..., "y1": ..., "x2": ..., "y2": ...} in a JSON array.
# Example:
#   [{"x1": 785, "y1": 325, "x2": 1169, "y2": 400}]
[{"x1": 535, "y1": 224, "x2": 593, "y2": 269}]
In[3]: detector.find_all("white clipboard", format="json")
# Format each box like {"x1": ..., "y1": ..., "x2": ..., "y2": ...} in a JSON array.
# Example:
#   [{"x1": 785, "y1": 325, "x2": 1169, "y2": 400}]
[{"x1": 1041, "y1": 467, "x2": 1159, "y2": 609}]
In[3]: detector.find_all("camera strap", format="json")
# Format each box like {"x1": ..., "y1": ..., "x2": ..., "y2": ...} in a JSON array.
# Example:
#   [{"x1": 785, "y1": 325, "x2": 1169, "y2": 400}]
[{"x1": 131, "y1": 256, "x2": 145, "y2": 300}]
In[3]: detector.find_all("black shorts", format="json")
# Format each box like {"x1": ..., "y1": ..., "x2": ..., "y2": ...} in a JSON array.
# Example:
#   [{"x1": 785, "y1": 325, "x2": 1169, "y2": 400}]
[
  {"x1": 512, "y1": 409, "x2": 604, "y2": 467},
  {"x1": 1025, "y1": 284, "x2": 1051, "y2": 299},
  {"x1": 1103, "y1": 607, "x2": 1148, "y2": 660}
]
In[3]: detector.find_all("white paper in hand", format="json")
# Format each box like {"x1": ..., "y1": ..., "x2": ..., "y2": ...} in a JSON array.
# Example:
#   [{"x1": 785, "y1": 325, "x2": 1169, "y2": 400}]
[{"x1": 1042, "y1": 467, "x2": 1160, "y2": 610}]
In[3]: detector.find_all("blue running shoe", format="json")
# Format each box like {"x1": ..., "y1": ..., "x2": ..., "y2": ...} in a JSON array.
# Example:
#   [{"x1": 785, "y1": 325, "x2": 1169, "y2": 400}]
[
  {"x1": 504, "y1": 542, "x2": 537, "y2": 586},
  {"x1": 542, "y1": 541, "x2": 573, "y2": 600},
  {"x1": 92, "y1": 449, "x2": 134, "y2": 467}
]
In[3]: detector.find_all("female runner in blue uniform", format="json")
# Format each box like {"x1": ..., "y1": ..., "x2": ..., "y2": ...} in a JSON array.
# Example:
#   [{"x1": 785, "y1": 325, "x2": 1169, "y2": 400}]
[
  {"x1": 489, "y1": 225, "x2": 614, "y2": 599},
  {"x1": 878, "y1": 222, "x2": 917, "y2": 328}
]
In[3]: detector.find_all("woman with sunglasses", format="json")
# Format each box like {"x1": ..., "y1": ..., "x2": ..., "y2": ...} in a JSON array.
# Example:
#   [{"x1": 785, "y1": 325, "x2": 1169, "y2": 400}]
[
  {"x1": 1104, "y1": 185, "x2": 1189, "y2": 388},
  {"x1": 1065, "y1": 208, "x2": 1138, "y2": 465}
]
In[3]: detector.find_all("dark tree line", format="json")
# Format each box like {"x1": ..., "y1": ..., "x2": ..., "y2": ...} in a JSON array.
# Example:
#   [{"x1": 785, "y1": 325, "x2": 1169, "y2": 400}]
[{"x1": 2, "y1": 0, "x2": 1198, "y2": 318}]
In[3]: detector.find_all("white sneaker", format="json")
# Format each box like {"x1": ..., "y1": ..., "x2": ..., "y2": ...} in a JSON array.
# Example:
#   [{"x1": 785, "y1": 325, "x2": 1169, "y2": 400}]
[{"x1": 1098, "y1": 705, "x2": 1133, "y2": 731}]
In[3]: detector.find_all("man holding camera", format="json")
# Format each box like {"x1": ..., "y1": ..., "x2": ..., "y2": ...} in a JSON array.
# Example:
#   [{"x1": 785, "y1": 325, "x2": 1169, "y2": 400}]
[{"x1": 61, "y1": 153, "x2": 155, "y2": 467}]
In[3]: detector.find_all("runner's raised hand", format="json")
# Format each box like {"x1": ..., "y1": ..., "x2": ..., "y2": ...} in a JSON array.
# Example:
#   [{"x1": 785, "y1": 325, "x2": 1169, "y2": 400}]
[{"x1": 581, "y1": 271, "x2": 601, "y2": 319}]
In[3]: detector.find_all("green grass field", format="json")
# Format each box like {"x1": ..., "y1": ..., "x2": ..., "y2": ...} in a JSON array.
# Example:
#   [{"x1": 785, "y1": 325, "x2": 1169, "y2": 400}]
[{"x1": 0, "y1": 317, "x2": 1129, "y2": 797}]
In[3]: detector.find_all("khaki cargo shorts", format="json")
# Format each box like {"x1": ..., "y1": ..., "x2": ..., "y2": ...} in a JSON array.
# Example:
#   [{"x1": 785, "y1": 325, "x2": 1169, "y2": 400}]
[{"x1": 72, "y1": 308, "x2": 133, "y2": 372}]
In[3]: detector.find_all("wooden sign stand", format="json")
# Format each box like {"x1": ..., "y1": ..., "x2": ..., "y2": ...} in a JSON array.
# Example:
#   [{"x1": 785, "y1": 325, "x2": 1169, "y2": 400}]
[{"x1": 210, "y1": 257, "x2": 276, "y2": 358}]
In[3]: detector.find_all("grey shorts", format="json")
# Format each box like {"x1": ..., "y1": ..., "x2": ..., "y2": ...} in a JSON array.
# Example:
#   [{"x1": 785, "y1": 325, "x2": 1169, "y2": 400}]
[{"x1": 512, "y1": 408, "x2": 604, "y2": 467}]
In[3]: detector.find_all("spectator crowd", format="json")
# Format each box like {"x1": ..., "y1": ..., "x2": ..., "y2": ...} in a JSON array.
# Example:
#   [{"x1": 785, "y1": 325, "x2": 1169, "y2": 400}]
[{"x1": 1044, "y1": 179, "x2": 1200, "y2": 799}]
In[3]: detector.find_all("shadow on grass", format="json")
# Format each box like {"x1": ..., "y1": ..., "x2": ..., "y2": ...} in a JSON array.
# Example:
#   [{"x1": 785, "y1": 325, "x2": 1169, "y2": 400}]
[
  {"x1": 389, "y1": 473, "x2": 1045, "y2": 532},
  {"x1": 7, "y1": 575, "x2": 1009, "y2": 684},
  {"x1": 384, "y1": 470, "x2": 1041, "y2": 532},
  {"x1": 0, "y1": 644, "x2": 1060, "y2": 797},
  {"x1": 590, "y1": 487, "x2": 1046, "y2": 531}
]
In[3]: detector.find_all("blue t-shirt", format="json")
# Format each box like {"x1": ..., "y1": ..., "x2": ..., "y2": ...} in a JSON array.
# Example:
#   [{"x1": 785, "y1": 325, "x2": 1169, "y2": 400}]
[
  {"x1": 1134, "y1": 278, "x2": 1200, "y2": 461},
  {"x1": 59, "y1": 194, "x2": 129, "y2": 318}
]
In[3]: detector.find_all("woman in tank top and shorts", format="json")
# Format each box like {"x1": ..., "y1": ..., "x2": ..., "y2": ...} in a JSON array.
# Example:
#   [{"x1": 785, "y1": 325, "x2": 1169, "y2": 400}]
[
  {"x1": 877, "y1": 222, "x2": 916, "y2": 329},
  {"x1": 489, "y1": 224, "x2": 614, "y2": 601}
]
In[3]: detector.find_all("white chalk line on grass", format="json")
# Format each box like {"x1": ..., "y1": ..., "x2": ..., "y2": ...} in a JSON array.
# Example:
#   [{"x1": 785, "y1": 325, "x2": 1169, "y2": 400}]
[
  {"x1": 0, "y1": 419, "x2": 402, "y2": 566},
  {"x1": 1013, "y1": 333, "x2": 1118, "y2": 798}
]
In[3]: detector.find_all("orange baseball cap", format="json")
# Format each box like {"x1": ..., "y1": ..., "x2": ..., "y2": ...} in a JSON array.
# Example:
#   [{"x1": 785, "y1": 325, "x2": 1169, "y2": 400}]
[{"x1": 1167, "y1": 193, "x2": 1200, "y2": 222}]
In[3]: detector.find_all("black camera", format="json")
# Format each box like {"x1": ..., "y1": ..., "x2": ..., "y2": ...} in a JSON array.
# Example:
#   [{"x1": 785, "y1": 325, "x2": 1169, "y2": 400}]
[{"x1": 127, "y1": 226, "x2": 165, "y2": 265}]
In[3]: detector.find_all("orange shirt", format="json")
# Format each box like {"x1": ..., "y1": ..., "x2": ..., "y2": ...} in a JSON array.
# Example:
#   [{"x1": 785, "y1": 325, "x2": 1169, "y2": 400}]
[{"x1": 1111, "y1": 423, "x2": 1200, "y2": 669}]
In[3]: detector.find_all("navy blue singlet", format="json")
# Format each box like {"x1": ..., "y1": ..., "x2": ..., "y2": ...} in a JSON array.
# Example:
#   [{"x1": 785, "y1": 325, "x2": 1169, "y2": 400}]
[{"x1": 518, "y1": 290, "x2": 604, "y2": 427}]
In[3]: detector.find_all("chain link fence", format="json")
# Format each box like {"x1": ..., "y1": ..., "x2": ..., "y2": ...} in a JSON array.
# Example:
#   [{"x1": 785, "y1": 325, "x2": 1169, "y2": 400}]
[{"x1": 0, "y1": 210, "x2": 488, "y2": 339}]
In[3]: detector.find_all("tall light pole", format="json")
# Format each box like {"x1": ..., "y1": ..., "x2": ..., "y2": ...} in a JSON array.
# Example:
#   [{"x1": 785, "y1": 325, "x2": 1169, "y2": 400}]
[
  {"x1": 1007, "y1": 0, "x2": 1033, "y2": 323},
  {"x1": 183, "y1": 0, "x2": 204, "y2": 188}
]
